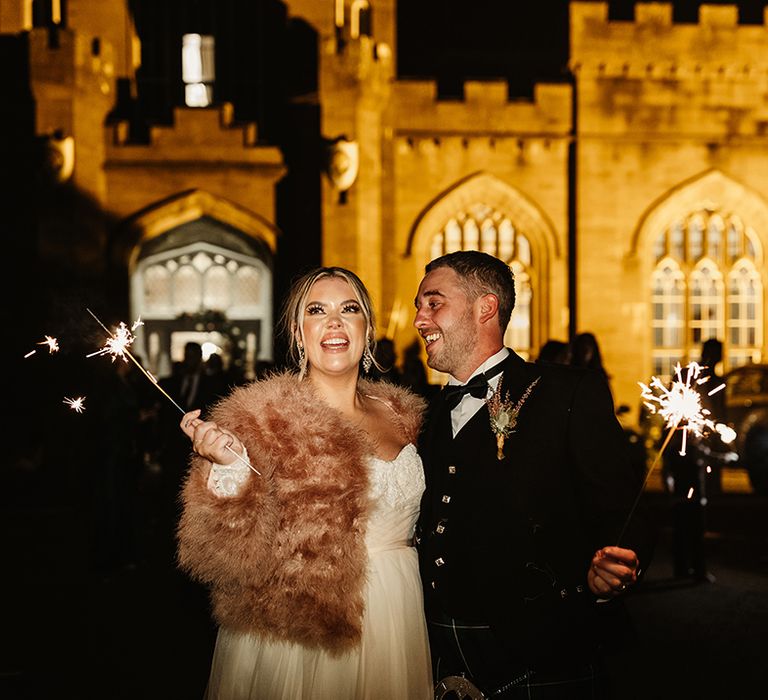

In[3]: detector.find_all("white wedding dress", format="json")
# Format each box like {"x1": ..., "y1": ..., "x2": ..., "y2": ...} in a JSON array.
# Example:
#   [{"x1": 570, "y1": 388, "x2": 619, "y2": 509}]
[{"x1": 204, "y1": 443, "x2": 434, "y2": 700}]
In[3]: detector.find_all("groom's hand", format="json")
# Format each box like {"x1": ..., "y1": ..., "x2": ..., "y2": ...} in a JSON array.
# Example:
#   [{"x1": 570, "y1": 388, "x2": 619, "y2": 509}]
[{"x1": 587, "y1": 546, "x2": 638, "y2": 597}]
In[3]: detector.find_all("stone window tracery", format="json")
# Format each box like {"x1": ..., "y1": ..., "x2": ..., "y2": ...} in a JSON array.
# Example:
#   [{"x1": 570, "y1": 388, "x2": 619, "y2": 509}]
[
  {"x1": 651, "y1": 210, "x2": 762, "y2": 377},
  {"x1": 136, "y1": 239, "x2": 271, "y2": 377},
  {"x1": 142, "y1": 249, "x2": 264, "y2": 317},
  {"x1": 650, "y1": 259, "x2": 685, "y2": 378}
]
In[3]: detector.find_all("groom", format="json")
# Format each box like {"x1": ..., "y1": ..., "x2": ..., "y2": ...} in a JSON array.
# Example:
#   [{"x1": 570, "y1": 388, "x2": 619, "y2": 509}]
[{"x1": 414, "y1": 251, "x2": 654, "y2": 698}]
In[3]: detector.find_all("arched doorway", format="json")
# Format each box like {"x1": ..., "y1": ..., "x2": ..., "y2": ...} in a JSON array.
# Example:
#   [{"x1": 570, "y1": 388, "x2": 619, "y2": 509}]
[{"x1": 126, "y1": 190, "x2": 278, "y2": 380}]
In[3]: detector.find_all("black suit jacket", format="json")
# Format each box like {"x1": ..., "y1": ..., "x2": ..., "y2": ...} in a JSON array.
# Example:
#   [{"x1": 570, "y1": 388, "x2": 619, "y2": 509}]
[{"x1": 418, "y1": 350, "x2": 654, "y2": 665}]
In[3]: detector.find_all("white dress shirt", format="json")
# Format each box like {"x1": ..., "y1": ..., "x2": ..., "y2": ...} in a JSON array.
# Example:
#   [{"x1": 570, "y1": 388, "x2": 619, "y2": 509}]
[{"x1": 448, "y1": 347, "x2": 510, "y2": 438}]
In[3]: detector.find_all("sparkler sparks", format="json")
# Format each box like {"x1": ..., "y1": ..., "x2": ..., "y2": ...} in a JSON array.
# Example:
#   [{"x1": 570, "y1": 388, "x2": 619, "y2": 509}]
[
  {"x1": 617, "y1": 361, "x2": 731, "y2": 545},
  {"x1": 63, "y1": 396, "x2": 86, "y2": 413},
  {"x1": 24, "y1": 335, "x2": 60, "y2": 358},
  {"x1": 639, "y1": 361, "x2": 722, "y2": 456},
  {"x1": 86, "y1": 318, "x2": 143, "y2": 363},
  {"x1": 85, "y1": 309, "x2": 260, "y2": 476}
]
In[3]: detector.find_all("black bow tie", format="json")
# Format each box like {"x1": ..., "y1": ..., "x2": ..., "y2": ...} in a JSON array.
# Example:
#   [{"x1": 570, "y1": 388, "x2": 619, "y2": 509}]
[{"x1": 441, "y1": 360, "x2": 506, "y2": 411}]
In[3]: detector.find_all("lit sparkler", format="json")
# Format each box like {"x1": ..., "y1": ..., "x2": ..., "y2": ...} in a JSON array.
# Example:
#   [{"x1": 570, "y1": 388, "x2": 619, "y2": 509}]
[
  {"x1": 63, "y1": 396, "x2": 86, "y2": 413},
  {"x1": 86, "y1": 318, "x2": 142, "y2": 363},
  {"x1": 617, "y1": 361, "x2": 728, "y2": 544},
  {"x1": 86, "y1": 308, "x2": 259, "y2": 476},
  {"x1": 639, "y1": 361, "x2": 722, "y2": 457},
  {"x1": 24, "y1": 335, "x2": 60, "y2": 358}
]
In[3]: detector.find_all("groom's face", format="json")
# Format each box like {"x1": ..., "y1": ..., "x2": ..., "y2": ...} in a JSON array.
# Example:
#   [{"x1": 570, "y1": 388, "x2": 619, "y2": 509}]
[{"x1": 414, "y1": 266, "x2": 478, "y2": 377}]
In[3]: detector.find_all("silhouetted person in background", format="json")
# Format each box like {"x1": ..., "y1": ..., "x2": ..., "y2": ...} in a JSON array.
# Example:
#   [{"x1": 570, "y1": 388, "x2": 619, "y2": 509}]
[
  {"x1": 370, "y1": 337, "x2": 402, "y2": 384},
  {"x1": 400, "y1": 339, "x2": 433, "y2": 399},
  {"x1": 663, "y1": 338, "x2": 727, "y2": 583},
  {"x1": 165, "y1": 342, "x2": 213, "y2": 411},
  {"x1": 697, "y1": 338, "x2": 729, "y2": 495},
  {"x1": 570, "y1": 332, "x2": 608, "y2": 379},
  {"x1": 536, "y1": 339, "x2": 571, "y2": 365},
  {"x1": 154, "y1": 342, "x2": 219, "y2": 533},
  {"x1": 204, "y1": 352, "x2": 232, "y2": 404},
  {"x1": 571, "y1": 331, "x2": 613, "y2": 407},
  {"x1": 126, "y1": 353, "x2": 162, "y2": 474}
]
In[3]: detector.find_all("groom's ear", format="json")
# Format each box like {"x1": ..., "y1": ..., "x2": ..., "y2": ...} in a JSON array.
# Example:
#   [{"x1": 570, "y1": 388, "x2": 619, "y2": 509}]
[{"x1": 477, "y1": 293, "x2": 499, "y2": 325}]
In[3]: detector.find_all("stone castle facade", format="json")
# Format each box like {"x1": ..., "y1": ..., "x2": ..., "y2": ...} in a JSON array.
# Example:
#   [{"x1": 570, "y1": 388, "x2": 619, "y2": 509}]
[{"x1": 4, "y1": 1, "x2": 768, "y2": 421}]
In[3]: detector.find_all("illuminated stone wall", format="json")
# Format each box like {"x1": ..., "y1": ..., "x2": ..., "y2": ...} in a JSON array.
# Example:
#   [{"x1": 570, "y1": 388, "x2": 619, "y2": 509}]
[
  {"x1": 572, "y1": 1, "x2": 768, "y2": 418},
  {"x1": 317, "y1": 6, "x2": 571, "y2": 359},
  {"x1": 105, "y1": 105, "x2": 284, "y2": 253},
  {"x1": 11, "y1": 0, "x2": 768, "y2": 415},
  {"x1": 389, "y1": 80, "x2": 571, "y2": 356},
  {"x1": 18, "y1": 0, "x2": 285, "y2": 275}
]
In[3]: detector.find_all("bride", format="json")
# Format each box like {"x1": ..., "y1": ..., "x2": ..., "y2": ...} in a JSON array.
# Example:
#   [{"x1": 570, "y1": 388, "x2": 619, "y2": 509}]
[{"x1": 177, "y1": 266, "x2": 433, "y2": 699}]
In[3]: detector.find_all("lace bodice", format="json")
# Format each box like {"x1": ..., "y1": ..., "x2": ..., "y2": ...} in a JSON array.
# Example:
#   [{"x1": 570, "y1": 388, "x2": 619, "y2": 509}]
[
  {"x1": 365, "y1": 443, "x2": 425, "y2": 551},
  {"x1": 368, "y1": 443, "x2": 424, "y2": 508}
]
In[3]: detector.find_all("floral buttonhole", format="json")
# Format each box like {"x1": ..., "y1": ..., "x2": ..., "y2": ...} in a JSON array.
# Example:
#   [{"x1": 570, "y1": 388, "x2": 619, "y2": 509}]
[{"x1": 486, "y1": 376, "x2": 541, "y2": 460}]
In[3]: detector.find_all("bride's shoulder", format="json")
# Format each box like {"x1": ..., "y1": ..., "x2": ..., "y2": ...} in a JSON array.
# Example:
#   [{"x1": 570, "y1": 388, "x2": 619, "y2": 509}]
[{"x1": 359, "y1": 379, "x2": 425, "y2": 416}]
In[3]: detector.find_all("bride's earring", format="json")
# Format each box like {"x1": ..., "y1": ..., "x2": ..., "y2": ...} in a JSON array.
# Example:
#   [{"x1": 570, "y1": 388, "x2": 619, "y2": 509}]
[
  {"x1": 297, "y1": 341, "x2": 305, "y2": 365},
  {"x1": 362, "y1": 344, "x2": 373, "y2": 373}
]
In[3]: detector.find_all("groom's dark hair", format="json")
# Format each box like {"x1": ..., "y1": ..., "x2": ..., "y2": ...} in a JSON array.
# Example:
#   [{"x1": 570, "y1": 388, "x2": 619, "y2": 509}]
[{"x1": 425, "y1": 251, "x2": 516, "y2": 331}]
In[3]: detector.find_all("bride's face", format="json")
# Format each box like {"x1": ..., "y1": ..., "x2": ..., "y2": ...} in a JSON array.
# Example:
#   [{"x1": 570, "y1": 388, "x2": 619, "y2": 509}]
[{"x1": 301, "y1": 277, "x2": 367, "y2": 378}]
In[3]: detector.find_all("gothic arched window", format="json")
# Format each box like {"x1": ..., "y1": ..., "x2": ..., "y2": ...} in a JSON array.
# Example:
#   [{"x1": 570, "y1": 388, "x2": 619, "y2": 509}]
[
  {"x1": 650, "y1": 259, "x2": 685, "y2": 377},
  {"x1": 432, "y1": 203, "x2": 533, "y2": 359},
  {"x1": 650, "y1": 210, "x2": 762, "y2": 377},
  {"x1": 727, "y1": 260, "x2": 762, "y2": 367},
  {"x1": 689, "y1": 260, "x2": 723, "y2": 346}
]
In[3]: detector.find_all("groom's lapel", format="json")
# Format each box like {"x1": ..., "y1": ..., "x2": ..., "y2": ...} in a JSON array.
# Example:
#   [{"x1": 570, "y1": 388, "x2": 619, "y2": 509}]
[
  {"x1": 498, "y1": 352, "x2": 535, "y2": 402},
  {"x1": 422, "y1": 389, "x2": 452, "y2": 452}
]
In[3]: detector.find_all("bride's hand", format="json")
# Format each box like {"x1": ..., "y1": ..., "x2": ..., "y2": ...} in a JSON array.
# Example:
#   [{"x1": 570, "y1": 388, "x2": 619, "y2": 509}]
[{"x1": 180, "y1": 409, "x2": 244, "y2": 465}]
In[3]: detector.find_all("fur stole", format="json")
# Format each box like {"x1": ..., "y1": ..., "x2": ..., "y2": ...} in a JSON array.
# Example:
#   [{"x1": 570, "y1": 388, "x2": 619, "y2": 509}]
[{"x1": 177, "y1": 372, "x2": 424, "y2": 653}]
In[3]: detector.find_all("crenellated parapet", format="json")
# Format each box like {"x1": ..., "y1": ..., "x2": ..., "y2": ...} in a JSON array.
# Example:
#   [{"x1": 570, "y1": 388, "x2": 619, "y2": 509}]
[
  {"x1": 0, "y1": 0, "x2": 31, "y2": 33},
  {"x1": 28, "y1": 26, "x2": 115, "y2": 134},
  {"x1": 320, "y1": 33, "x2": 393, "y2": 105},
  {"x1": 571, "y1": 2, "x2": 768, "y2": 137},
  {"x1": 393, "y1": 80, "x2": 572, "y2": 136},
  {"x1": 27, "y1": 25, "x2": 117, "y2": 199},
  {"x1": 104, "y1": 101, "x2": 285, "y2": 225},
  {"x1": 107, "y1": 103, "x2": 283, "y2": 168},
  {"x1": 572, "y1": 2, "x2": 768, "y2": 78}
]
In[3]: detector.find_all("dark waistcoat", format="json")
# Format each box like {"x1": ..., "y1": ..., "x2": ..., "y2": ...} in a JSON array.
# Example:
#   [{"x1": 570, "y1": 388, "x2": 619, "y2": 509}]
[{"x1": 420, "y1": 397, "x2": 536, "y2": 621}]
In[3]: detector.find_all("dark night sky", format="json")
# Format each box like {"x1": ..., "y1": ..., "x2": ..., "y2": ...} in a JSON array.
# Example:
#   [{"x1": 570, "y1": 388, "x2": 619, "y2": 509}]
[{"x1": 397, "y1": 1, "x2": 766, "y2": 98}]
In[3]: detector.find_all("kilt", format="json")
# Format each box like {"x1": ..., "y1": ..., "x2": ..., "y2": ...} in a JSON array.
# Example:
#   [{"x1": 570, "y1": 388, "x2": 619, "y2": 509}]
[{"x1": 428, "y1": 612, "x2": 607, "y2": 699}]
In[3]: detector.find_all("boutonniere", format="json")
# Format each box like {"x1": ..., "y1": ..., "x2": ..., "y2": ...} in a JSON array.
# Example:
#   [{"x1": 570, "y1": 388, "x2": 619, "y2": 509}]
[{"x1": 486, "y1": 376, "x2": 540, "y2": 460}]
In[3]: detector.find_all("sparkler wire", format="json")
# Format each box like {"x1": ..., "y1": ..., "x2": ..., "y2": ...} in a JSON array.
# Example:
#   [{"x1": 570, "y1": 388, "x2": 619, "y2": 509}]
[
  {"x1": 86, "y1": 308, "x2": 259, "y2": 476},
  {"x1": 615, "y1": 417, "x2": 680, "y2": 546}
]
